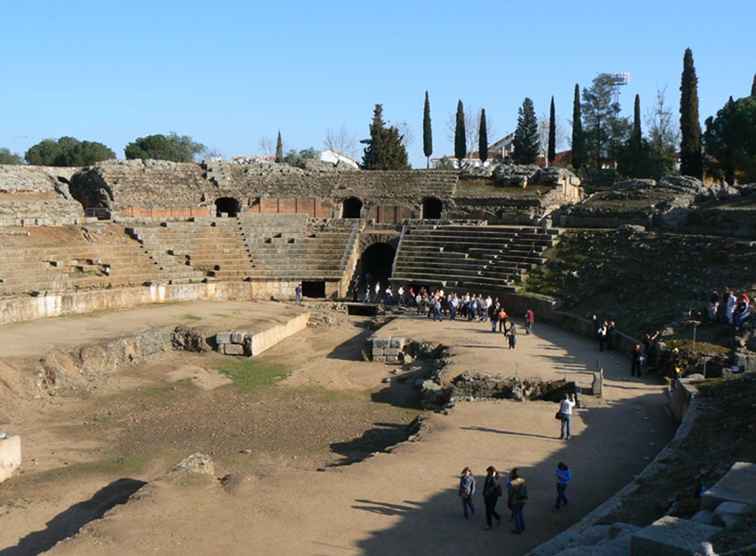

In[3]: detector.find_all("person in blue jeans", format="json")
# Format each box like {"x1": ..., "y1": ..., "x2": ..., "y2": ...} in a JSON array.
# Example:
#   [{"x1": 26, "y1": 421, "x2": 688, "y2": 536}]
[
  {"x1": 508, "y1": 468, "x2": 528, "y2": 534},
  {"x1": 458, "y1": 467, "x2": 476, "y2": 519},
  {"x1": 554, "y1": 462, "x2": 571, "y2": 510},
  {"x1": 558, "y1": 393, "x2": 576, "y2": 440}
]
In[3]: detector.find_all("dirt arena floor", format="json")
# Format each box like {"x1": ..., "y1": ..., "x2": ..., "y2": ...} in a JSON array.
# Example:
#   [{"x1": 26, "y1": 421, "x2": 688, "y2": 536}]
[{"x1": 0, "y1": 302, "x2": 676, "y2": 555}]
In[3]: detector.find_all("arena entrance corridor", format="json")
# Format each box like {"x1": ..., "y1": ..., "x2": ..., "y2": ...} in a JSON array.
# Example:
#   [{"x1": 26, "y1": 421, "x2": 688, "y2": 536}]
[{"x1": 360, "y1": 242, "x2": 395, "y2": 289}]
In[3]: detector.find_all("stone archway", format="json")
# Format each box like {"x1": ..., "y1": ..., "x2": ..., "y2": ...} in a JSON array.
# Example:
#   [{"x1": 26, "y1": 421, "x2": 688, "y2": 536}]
[
  {"x1": 342, "y1": 197, "x2": 363, "y2": 219},
  {"x1": 215, "y1": 197, "x2": 241, "y2": 217}
]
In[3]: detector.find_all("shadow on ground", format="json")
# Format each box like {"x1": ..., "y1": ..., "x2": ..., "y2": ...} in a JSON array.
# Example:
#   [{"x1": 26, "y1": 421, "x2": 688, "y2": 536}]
[{"x1": 0, "y1": 478, "x2": 146, "y2": 556}]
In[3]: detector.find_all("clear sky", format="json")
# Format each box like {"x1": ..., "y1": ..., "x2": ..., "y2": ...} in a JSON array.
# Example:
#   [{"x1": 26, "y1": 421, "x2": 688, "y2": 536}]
[{"x1": 1, "y1": 0, "x2": 754, "y2": 167}]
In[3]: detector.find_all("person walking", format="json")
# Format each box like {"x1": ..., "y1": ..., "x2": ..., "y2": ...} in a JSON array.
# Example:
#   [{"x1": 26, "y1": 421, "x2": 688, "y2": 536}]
[
  {"x1": 507, "y1": 322, "x2": 517, "y2": 350},
  {"x1": 498, "y1": 308, "x2": 508, "y2": 333},
  {"x1": 558, "y1": 393, "x2": 576, "y2": 440},
  {"x1": 295, "y1": 282, "x2": 303, "y2": 305},
  {"x1": 631, "y1": 344, "x2": 643, "y2": 377},
  {"x1": 597, "y1": 321, "x2": 608, "y2": 352},
  {"x1": 554, "y1": 462, "x2": 571, "y2": 510},
  {"x1": 482, "y1": 466, "x2": 502, "y2": 530},
  {"x1": 459, "y1": 467, "x2": 476, "y2": 519},
  {"x1": 525, "y1": 308, "x2": 535, "y2": 335},
  {"x1": 509, "y1": 468, "x2": 528, "y2": 534},
  {"x1": 489, "y1": 302, "x2": 499, "y2": 333}
]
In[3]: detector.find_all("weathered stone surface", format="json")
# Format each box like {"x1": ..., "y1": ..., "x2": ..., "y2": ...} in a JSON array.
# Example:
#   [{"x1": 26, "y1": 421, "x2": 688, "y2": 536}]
[
  {"x1": 630, "y1": 516, "x2": 720, "y2": 556},
  {"x1": 230, "y1": 330, "x2": 247, "y2": 344},
  {"x1": 0, "y1": 435, "x2": 21, "y2": 483},
  {"x1": 171, "y1": 452, "x2": 215, "y2": 476},
  {"x1": 222, "y1": 343, "x2": 246, "y2": 356},
  {"x1": 702, "y1": 461, "x2": 756, "y2": 510},
  {"x1": 171, "y1": 326, "x2": 210, "y2": 352},
  {"x1": 691, "y1": 510, "x2": 716, "y2": 525},
  {"x1": 713, "y1": 501, "x2": 750, "y2": 528}
]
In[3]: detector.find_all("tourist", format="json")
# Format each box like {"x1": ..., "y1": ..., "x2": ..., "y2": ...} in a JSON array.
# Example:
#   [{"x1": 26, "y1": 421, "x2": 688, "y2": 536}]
[
  {"x1": 458, "y1": 467, "x2": 476, "y2": 520},
  {"x1": 606, "y1": 321, "x2": 616, "y2": 350},
  {"x1": 482, "y1": 466, "x2": 503, "y2": 529},
  {"x1": 733, "y1": 294, "x2": 752, "y2": 332},
  {"x1": 489, "y1": 302, "x2": 499, "y2": 333},
  {"x1": 397, "y1": 286, "x2": 404, "y2": 306},
  {"x1": 631, "y1": 344, "x2": 643, "y2": 377},
  {"x1": 707, "y1": 297, "x2": 719, "y2": 322},
  {"x1": 509, "y1": 468, "x2": 528, "y2": 534},
  {"x1": 384, "y1": 285, "x2": 393, "y2": 305},
  {"x1": 507, "y1": 322, "x2": 517, "y2": 350},
  {"x1": 557, "y1": 393, "x2": 576, "y2": 440},
  {"x1": 525, "y1": 308, "x2": 535, "y2": 335},
  {"x1": 725, "y1": 290, "x2": 737, "y2": 324},
  {"x1": 554, "y1": 462, "x2": 571, "y2": 510},
  {"x1": 498, "y1": 307, "x2": 508, "y2": 332},
  {"x1": 295, "y1": 282, "x2": 302, "y2": 305},
  {"x1": 597, "y1": 321, "x2": 608, "y2": 352},
  {"x1": 416, "y1": 292, "x2": 423, "y2": 314}
]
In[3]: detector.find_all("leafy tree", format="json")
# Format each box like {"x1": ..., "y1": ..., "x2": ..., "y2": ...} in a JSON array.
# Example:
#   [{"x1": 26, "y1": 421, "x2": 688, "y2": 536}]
[
  {"x1": 679, "y1": 48, "x2": 703, "y2": 177},
  {"x1": 0, "y1": 148, "x2": 23, "y2": 165},
  {"x1": 454, "y1": 100, "x2": 467, "y2": 161},
  {"x1": 512, "y1": 97, "x2": 540, "y2": 164},
  {"x1": 571, "y1": 84, "x2": 585, "y2": 170},
  {"x1": 25, "y1": 137, "x2": 115, "y2": 166},
  {"x1": 423, "y1": 91, "x2": 433, "y2": 168},
  {"x1": 275, "y1": 132, "x2": 284, "y2": 163},
  {"x1": 704, "y1": 95, "x2": 756, "y2": 183},
  {"x1": 361, "y1": 104, "x2": 410, "y2": 170},
  {"x1": 124, "y1": 133, "x2": 205, "y2": 162},
  {"x1": 478, "y1": 108, "x2": 489, "y2": 163},
  {"x1": 646, "y1": 88, "x2": 679, "y2": 178},
  {"x1": 547, "y1": 96, "x2": 556, "y2": 165},
  {"x1": 283, "y1": 148, "x2": 318, "y2": 169},
  {"x1": 581, "y1": 74, "x2": 630, "y2": 168}
]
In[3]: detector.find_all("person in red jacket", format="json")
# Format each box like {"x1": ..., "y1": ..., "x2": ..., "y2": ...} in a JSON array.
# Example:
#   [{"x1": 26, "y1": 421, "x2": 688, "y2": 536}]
[{"x1": 525, "y1": 309, "x2": 535, "y2": 335}]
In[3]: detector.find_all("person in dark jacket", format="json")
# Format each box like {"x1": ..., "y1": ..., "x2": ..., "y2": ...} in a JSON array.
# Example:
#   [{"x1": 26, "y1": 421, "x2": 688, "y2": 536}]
[
  {"x1": 509, "y1": 468, "x2": 528, "y2": 534},
  {"x1": 482, "y1": 465, "x2": 502, "y2": 529},
  {"x1": 554, "y1": 462, "x2": 571, "y2": 510},
  {"x1": 458, "y1": 467, "x2": 476, "y2": 519},
  {"x1": 631, "y1": 344, "x2": 643, "y2": 377}
]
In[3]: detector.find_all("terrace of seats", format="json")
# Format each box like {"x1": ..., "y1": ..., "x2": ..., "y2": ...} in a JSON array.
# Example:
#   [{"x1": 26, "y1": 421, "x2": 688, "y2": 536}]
[
  {"x1": 0, "y1": 224, "x2": 166, "y2": 297},
  {"x1": 391, "y1": 224, "x2": 559, "y2": 293}
]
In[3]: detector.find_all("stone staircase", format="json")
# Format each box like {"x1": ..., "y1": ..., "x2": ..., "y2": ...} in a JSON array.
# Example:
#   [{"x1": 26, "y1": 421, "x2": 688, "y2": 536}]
[{"x1": 391, "y1": 224, "x2": 560, "y2": 293}]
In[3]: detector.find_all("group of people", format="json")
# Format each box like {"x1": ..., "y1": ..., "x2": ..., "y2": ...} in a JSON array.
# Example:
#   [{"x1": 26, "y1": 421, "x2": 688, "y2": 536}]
[
  {"x1": 458, "y1": 462, "x2": 572, "y2": 534},
  {"x1": 707, "y1": 289, "x2": 752, "y2": 332}
]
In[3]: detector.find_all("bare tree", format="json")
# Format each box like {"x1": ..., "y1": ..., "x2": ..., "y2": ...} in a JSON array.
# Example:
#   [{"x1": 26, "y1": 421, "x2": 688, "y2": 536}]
[
  {"x1": 446, "y1": 107, "x2": 495, "y2": 153},
  {"x1": 538, "y1": 112, "x2": 567, "y2": 159},
  {"x1": 258, "y1": 136, "x2": 274, "y2": 156},
  {"x1": 323, "y1": 125, "x2": 359, "y2": 158},
  {"x1": 645, "y1": 86, "x2": 679, "y2": 153},
  {"x1": 395, "y1": 121, "x2": 415, "y2": 149}
]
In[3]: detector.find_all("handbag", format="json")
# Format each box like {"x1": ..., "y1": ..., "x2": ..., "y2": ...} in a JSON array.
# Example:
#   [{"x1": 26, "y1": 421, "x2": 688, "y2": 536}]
[{"x1": 554, "y1": 411, "x2": 563, "y2": 420}]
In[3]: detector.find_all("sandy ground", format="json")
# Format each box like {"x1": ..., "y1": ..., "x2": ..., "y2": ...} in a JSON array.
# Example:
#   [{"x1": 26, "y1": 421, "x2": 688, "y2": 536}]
[{"x1": 0, "y1": 309, "x2": 675, "y2": 556}]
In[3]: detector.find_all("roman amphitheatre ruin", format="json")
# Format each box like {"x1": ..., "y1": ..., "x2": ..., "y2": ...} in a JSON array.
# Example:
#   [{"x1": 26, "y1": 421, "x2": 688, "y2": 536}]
[{"x1": 0, "y1": 159, "x2": 754, "y2": 556}]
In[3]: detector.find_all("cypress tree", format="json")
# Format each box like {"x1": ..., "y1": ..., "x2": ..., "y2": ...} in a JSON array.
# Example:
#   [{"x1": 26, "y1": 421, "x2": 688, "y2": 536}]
[
  {"x1": 631, "y1": 94, "x2": 642, "y2": 153},
  {"x1": 478, "y1": 109, "x2": 489, "y2": 163},
  {"x1": 275, "y1": 131, "x2": 284, "y2": 163},
  {"x1": 423, "y1": 91, "x2": 433, "y2": 168},
  {"x1": 571, "y1": 84, "x2": 584, "y2": 170},
  {"x1": 751, "y1": 74, "x2": 756, "y2": 97},
  {"x1": 548, "y1": 96, "x2": 556, "y2": 165},
  {"x1": 454, "y1": 100, "x2": 467, "y2": 161},
  {"x1": 512, "y1": 97, "x2": 540, "y2": 164},
  {"x1": 679, "y1": 48, "x2": 703, "y2": 177}
]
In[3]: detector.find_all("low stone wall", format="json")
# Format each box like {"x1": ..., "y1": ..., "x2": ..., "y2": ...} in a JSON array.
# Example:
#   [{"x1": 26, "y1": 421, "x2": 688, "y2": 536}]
[{"x1": 0, "y1": 280, "x2": 306, "y2": 326}]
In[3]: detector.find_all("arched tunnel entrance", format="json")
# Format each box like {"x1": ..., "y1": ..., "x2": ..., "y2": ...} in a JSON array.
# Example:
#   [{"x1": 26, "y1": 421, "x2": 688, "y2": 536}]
[
  {"x1": 215, "y1": 197, "x2": 241, "y2": 217},
  {"x1": 342, "y1": 197, "x2": 363, "y2": 219},
  {"x1": 357, "y1": 242, "x2": 395, "y2": 301},
  {"x1": 422, "y1": 197, "x2": 443, "y2": 219}
]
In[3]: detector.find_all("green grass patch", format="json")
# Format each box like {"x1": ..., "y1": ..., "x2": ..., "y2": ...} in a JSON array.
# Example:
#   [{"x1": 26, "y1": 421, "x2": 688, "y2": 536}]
[
  {"x1": 215, "y1": 358, "x2": 290, "y2": 392},
  {"x1": 181, "y1": 313, "x2": 203, "y2": 321}
]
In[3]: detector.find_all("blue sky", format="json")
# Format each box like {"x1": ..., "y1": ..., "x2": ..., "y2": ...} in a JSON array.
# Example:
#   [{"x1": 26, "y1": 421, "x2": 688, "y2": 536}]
[{"x1": 1, "y1": 0, "x2": 754, "y2": 166}]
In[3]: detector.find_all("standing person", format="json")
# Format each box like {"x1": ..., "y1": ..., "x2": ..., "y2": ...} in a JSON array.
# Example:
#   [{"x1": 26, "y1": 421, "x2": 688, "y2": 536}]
[
  {"x1": 509, "y1": 468, "x2": 528, "y2": 534},
  {"x1": 459, "y1": 467, "x2": 476, "y2": 519},
  {"x1": 606, "y1": 321, "x2": 617, "y2": 350},
  {"x1": 631, "y1": 344, "x2": 643, "y2": 377},
  {"x1": 507, "y1": 322, "x2": 518, "y2": 350},
  {"x1": 295, "y1": 282, "x2": 303, "y2": 305},
  {"x1": 374, "y1": 282, "x2": 381, "y2": 303},
  {"x1": 397, "y1": 286, "x2": 405, "y2": 307},
  {"x1": 554, "y1": 462, "x2": 571, "y2": 510},
  {"x1": 489, "y1": 301, "x2": 499, "y2": 333},
  {"x1": 558, "y1": 393, "x2": 576, "y2": 440},
  {"x1": 498, "y1": 307, "x2": 508, "y2": 333},
  {"x1": 597, "y1": 321, "x2": 608, "y2": 352},
  {"x1": 525, "y1": 308, "x2": 535, "y2": 335},
  {"x1": 482, "y1": 466, "x2": 503, "y2": 530}
]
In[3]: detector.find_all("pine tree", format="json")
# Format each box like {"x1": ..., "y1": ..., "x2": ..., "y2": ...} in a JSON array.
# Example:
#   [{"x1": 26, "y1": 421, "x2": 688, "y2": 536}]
[
  {"x1": 423, "y1": 91, "x2": 433, "y2": 168},
  {"x1": 548, "y1": 96, "x2": 556, "y2": 165},
  {"x1": 679, "y1": 48, "x2": 703, "y2": 177},
  {"x1": 751, "y1": 74, "x2": 756, "y2": 97},
  {"x1": 512, "y1": 97, "x2": 540, "y2": 164},
  {"x1": 571, "y1": 84, "x2": 584, "y2": 170},
  {"x1": 361, "y1": 104, "x2": 410, "y2": 170},
  {"x1": 478, "y1": 108, "x2": 489, "y2": 163},
  {"x1": 275, "y1": 131, "x2": 284, "y2": 163},
  {"x1": 454, "y1": 100, "x2": 467, "y2": 161}
]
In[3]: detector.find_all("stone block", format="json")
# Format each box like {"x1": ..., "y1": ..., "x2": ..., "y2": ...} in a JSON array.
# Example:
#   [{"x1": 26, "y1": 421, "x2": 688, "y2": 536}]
[
  {"x1": 702, "y1": 461, "x2": 756, "y2": 510},
  {"x1": 215, "y1": 332, "x2": 232, "y2": 345},
  {"x1": 230, "y1": 330, "x2": 247, "y2": 344},
  {"x1": 630, "y1": 516, "x2": 720, "y2": 556},
  {"x1": 222, "y1": 343, "x2": 246, "y2": 356},
  {"x1": 389, "y1": 337, "x2": 405, "y2": 349},
  {"x1": 372, "y1": 338, "x2": 389, "y2": 350},
  {"x1": 713, "y1": 501, "x2": 750, "y2": 528},
  {"x1": 0, "y1": 435, "x2": 21, "y2": 483}
]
